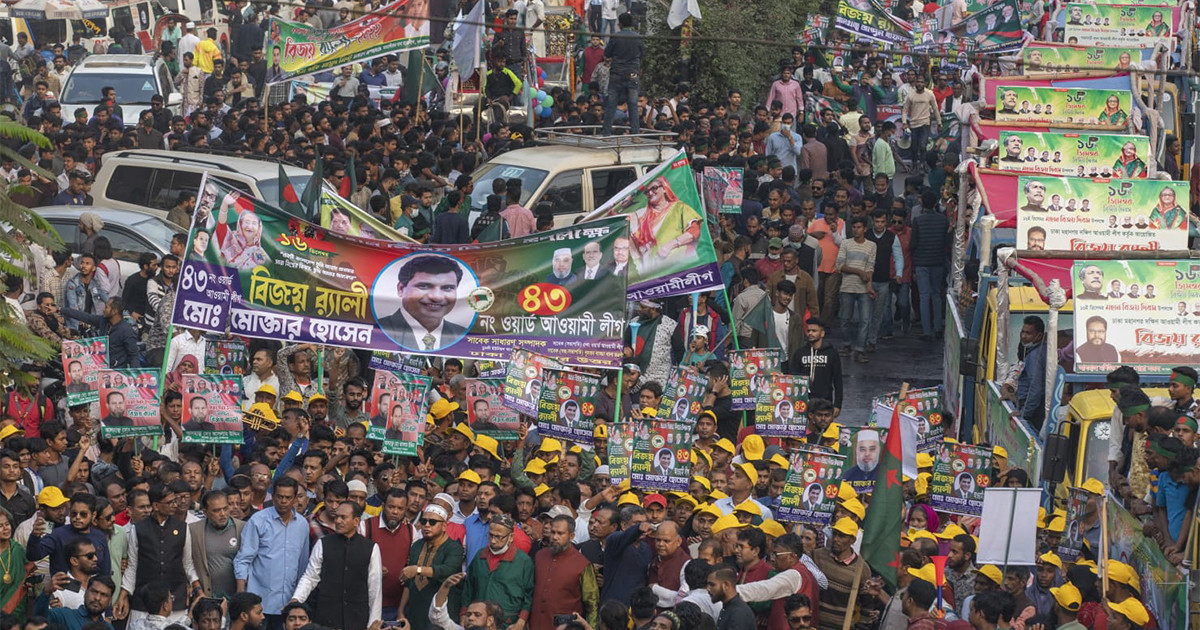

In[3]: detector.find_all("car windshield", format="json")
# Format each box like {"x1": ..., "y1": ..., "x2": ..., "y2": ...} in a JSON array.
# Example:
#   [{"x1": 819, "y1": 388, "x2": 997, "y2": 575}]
[
  {"x1": 469, "y1": 163, "x2": 549, "y2": 211},
  {"x1": 62, "y1": 73, "x2": 158, "y2": 104},
  {"x1": 132, "y1": 215, "x2": 183, "y2": 243}
]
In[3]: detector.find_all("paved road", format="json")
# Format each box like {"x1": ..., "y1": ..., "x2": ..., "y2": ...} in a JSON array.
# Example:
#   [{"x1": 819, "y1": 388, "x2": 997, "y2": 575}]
[{"x1": 836, "y1": 327, "x2": 946, "y2": 426}]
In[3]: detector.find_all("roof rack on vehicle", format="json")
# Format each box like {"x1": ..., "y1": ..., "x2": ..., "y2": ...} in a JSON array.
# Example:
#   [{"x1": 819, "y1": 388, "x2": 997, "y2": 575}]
[{"x1": 534, "y1": 127, "x2": 679, "y2": 163}]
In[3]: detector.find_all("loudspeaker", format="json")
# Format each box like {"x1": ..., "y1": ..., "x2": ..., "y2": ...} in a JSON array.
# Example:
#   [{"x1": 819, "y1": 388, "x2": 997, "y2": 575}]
[{"x1": 1041, "y1": 433, "x2": 1071, "y2": 486}]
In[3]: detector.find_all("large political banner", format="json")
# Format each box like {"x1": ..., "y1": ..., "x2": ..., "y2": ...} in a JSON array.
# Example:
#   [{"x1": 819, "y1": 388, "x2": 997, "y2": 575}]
[
  {"x1": 777, "y1": 448, "x2": 846, "y2": 526},
  {"x1": 995, "y1": 85, "x2": 1131, "y2": 127},
  {"x1": 586, "y1": 149, "x2": 722, "y2": 301},
  {"x1": 755, "y1": 373, "x2": 810, "y2": 438},
  {"x1": 1023, "y1": 45, "x2": 1145, "y2": 73},
  {"x1": 382, "y1": 372, "x2": 431, "y2": 455},
  {"x1": 264, "y1": 0, "x2": 429, "y2": 84},
  {"x1": 537, "y1": 369, "x2": 600, "y2": 445},
  {"x1": 608, "y1": 421, "x2": 635, "y2": 485},
  {"x1": 173, "y1": 178, "x2": 629, "y2": 367},
  {"x1": 629, "y1": 420, "x2": 692, "y2": 491},
  {"x1": 503, "y1": 349, "x2": 562, "y2": 416},
  {"x1": 466, "y1": 379, "x2": 519, "y2": 439},
  {"x1": 929, "y1": 442, "x2": 992, "y2": 516},
  {"x1": 729, "y1": 348, "x2": 783, "y2": 411},
  {"x1": 98, "y1": 369, "x2": 161, "y2": 439},
  {"x1": 1057, "y1": 486, "x2": 1092, "y2": 562},
  {"x1": 833, "y1": 0, "x2": 912, "y2": 46},
  {"x1": 1108, "y1": 496, "x2": 1188, "y2": 630},
  {"x1": 1064, "y1": 4, "x2": 1175, "y2": 48},
  {"x1": 870, "y1": 386, "x2": 945, "y2": 452},
  {"x1": 1072, "y1": 260, "x2": 1200, "y2": 375},
  {"x1": 204, "y1": 338, "x2": 247, "y2": 375},
  {"x1": 996, "y1": 131, "x2": 1150, "y2": 178},
  {"x1": 368, "y1": 369, "x2": 421, "y2": 441},
  {"x1": 63, "y1": 337, "x2": 108, "y2": 406},
  {"x1": 182, "y1": 374, "x2": 244, "y2": 444},
  {"x1": 944, "y1": 0, "x2": 1024, "y2": 53},
  {"x1": 1016, "y1": 177, "x2": 1188, "y2": 252},
  {"x1": 655, "y1": 367, "x2": 708, "y2": 425}
]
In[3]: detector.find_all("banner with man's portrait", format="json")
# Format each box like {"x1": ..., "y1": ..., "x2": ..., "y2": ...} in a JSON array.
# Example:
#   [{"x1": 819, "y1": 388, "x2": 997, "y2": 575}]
[
  {"x1": 536, "y1": 369, "x2": 601, "y2": 445},
  {"x1": 98, "y1": 369, "x2": 162, "y2": 439},
  {"x1": 995, "y1": 131, "x2": 1150, "y2": 178},
  {"x1": 1063, "y1": 3, "x2": 1177, "y2": 49},
  {"x1": 466, "y1": 379, "x2": 520, "y2": 439},
  {"x1": 368, "y1": 369, "x2": 418, "y2": 441},
  {"x1": 1072, "y1": 260, "x2": 1200, "y2": 375},
  {"x1": 729, "y1": 349, "x2": 783, "y2": 411},
  {"x1": 929, "y1": 442, "x2": 992, "y2": 516},
  {"x1": 838, "y1": 425, "x2": 887, "y2": 494},
  {"x1": 503, "y1": 348, "x2": 563, "y2": 417},
  {"x1": 701, "y1": 167, "x2": 744, "y2": 215},
  {"x1": 630, "y1": 420, "x2": 692, "y2": 492},
  {"x1": 585, "y1": 149, "x2": 724, "y2": 301},
  {"x1": 63, "y1": 337, "x2": 108, "y2": 406},
  {"x1": 778, "y1": 448, "x2": 846, "y2": 526},
  {"x1": 1058, "y1": 485, "x2": 1094, "y2": 562},
  {"x1": 181, "y1": 374, "x2": 244, "y2": 444},
  {"x1": 755, "y1": 373, "x2": 810, "y2": 438},
  {"x1": 655, "y1": 367, "x2": 709, "y2": 426},
  {"x1": 994, "y1": 85, "x2": 1132, "y2": 127},
  {"x1": 608, "y1": 422, "x2": 636, "y2": 485},
  {"x1": 204, "y1": 338, "x2": 247, "y2": 375},
  {"x1": 172, "y1": 177, "x2": 629, "y2": 368},
  {"x1": 1016, "y1": 176, "x2": 1188, "y2": 253},
  {"x1": 870, "y1": 385, "x2": 945, "y2": 452},
  {"x1": 381, "y1": 372, "x2": 431, "y2": 456},
  {"x1": 1022, "y1": 44, "x2": 1145, "y2": 74}
]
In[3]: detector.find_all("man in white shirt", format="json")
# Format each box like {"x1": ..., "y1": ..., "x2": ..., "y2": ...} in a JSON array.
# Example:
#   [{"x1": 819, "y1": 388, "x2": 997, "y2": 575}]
[
  {"x1": 178, "y1": 22, "x2": 200, "y2": 62},
  {"x1": 383, "y1": 55, "x2": 404, "y2": 88},
  {"x1": 166, "y1": 328, "x2": 207, "y2": 372},
  {"x1": 241, "y1": 348, "x2": 281, "y2": 411}
]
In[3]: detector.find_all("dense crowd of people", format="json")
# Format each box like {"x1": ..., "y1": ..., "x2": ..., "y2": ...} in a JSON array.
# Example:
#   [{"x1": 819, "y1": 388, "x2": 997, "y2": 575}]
[{"x1": 0, "y1": 0, "x2": 1192, "y2": 629}]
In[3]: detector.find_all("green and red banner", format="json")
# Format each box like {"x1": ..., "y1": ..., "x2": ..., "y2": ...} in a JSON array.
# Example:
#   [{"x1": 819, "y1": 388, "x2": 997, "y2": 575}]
[
  {"x1": 729, "y1": 348, "x2": 783, "y2": 410},
  {"x1": 98, "y1": 369, "x2": 162, "y2": 439},
  {"x1": 503, "y1": 349, "x2": 563, "y2": 416},
  {"x1": 264, "y1": 0, "x2": 429, "y2": 84},
  {"x1": 861, "y1": 402, "x2": 905, "y2": 590},
  {"x1": 182, "y1": 374, "x2": 244, "y2": 444},
  {"x1": 382, "y1": 372, "x2": 432, "y2": 455},
  {"x1": 63, "y1": 336, "x2": 108, "y2": 406},
  {"x1": 466, "y1": 378, "x2": 520, "y2": 440},
  {"x1": 172, "y1": 177, "x2": 629, "y2": 367},
  {"x1": 630, "y1": 420, "x2": 693, "y2": 491},
  {"x1": 755, "y1": 373, "x2": 810, "y2": 438},
  {"x1": 778, "y1": 447, "x2": 846, "y2": 526},
  {"x1": 655, "y1": 367, "x2": 709, "y2": 425},
  {"x1": 537, "y1": 369, "x2": 601, "y2": 445},
  {"x1": 928, "y1": 442, "x2": 992, "y2": 517}
]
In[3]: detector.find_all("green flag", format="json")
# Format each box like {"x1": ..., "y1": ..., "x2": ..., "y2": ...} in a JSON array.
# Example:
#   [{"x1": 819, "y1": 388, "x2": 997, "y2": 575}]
[
  {"x1": 277, "y1": 165, "x2": 304, "y2": 217},
  {"x1": 475, "y1": 219, "x2": 503, "y2": 244},
  {"x1": 861, "y1": 401, "x2": 906, "y2": 590},
  {"x1": 301, "y1": 154, "x2": 324, "y2": 223},
  {"x1": 743, "y1": 291, "x2": 772, "y2": 337}
]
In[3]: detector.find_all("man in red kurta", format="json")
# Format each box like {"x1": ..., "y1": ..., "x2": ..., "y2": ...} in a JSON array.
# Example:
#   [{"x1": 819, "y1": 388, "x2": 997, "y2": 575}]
[
  {"x1": 736, "y1": 533, "x2": 821, "y2": 630},
  {"x1": 530, "y1": 515, "x2": 599, "y2": 630},
  {"x1": 365, "y1": 488, "x2": 412, "y2": 620}
]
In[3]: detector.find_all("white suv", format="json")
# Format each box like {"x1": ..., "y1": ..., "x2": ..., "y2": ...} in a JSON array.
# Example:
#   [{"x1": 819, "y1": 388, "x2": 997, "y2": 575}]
[{"x1": 59, "y1": 54, "x2": 181, "y2": 125}]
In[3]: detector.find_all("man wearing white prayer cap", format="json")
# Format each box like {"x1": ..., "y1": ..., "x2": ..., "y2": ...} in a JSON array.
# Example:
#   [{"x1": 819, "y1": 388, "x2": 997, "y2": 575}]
[
  {"x1": 545, "y1": 247, "x2": 578, "y2": 286},
  {"x1": 842, "y1": 429, "x2": 881, "y2": 482}
]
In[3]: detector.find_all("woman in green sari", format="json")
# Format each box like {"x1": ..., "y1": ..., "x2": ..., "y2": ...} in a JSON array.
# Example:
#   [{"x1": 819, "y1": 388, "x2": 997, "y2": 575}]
[
  {"x1": 629, "y1": 176, "x2": 703, "y2": 275},
  {"x1": 0, "y1": 508, "x2": 28, "y2": 617}
]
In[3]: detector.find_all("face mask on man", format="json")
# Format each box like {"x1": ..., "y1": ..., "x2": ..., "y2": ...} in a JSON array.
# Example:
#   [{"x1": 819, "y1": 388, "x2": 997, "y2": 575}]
[{"x1": 767, "y1": 252, "x2": 780, "y2": 260}]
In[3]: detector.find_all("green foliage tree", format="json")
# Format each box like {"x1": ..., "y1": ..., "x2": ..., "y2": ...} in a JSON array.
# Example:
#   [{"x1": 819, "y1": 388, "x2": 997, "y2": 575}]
[
  {"x1": 0, "y1": 118, "x2": 66, "y2": 389},
  {"x1": 640, "y1": 0, "x2": 816, "y2": 105}
]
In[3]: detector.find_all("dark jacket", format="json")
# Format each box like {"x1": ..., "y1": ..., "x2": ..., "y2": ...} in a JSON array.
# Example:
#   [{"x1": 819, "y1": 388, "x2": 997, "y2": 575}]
[
  {"x1": 788, "y1": 342, "x2": 843, "y2": 409},
  {"x1": 600, "y1": 524, "x2": 652, "y2": 604},
  {"x1": 910, "y1": 211, "x2": 949, "y2": 268},
  {"x1": 431, "y1": 210, "x2": 470, "y2": 244},
  {"x1": 604, "y1": 28, "x2": 643, "y2": 76},
  {"x1": 60, "y1": 308, "x2": 140, "y2": 367}
]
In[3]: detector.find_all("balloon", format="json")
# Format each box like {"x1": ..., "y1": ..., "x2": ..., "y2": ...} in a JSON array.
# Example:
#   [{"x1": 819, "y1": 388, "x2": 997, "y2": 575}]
[
  {"x1": 541, "y1": 95, "x2": 554, "y2": 108},
  {"x1": 541, "y1": 107, "x2": 552, "y2": 119},
  {"x1": 537, "y1": 78, "x2": 545, "y2": 88},
  {"x1": 536, "y1": 90, "x2": 547, "y2": 101},
  {"x1": 483, "y1": 133, "x2": 492, "y2": 142}
]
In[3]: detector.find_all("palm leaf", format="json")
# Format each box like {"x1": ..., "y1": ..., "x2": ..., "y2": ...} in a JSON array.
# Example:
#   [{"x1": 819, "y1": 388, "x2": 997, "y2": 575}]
[{"x1": 0, "y1": 143, "x2": 55, "y2": 181}]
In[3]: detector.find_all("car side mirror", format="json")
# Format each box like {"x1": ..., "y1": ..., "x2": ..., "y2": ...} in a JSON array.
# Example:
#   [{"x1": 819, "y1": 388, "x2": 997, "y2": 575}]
[{"x1": 167, "y1": 92, "x2": 182, "y2": 107}]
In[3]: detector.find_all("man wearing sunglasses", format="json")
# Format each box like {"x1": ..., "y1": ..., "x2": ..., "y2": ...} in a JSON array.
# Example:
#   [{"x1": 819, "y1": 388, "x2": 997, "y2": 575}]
[
  {"x1": 401, "y1": 504, "x2": 466, "y2": 630},
  {"x1": 734, "y1": 534, "x2": 820, "y2": 630},
  {"x1": 27, "y1": 493, "x2": 112, "y2": 579},
  {"x1": 39, "y1": 538, "x2": 100, "y2": 610}
]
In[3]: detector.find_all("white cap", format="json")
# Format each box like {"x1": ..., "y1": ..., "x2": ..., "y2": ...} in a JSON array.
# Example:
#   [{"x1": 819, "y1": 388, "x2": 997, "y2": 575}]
[
  {"x1": 595, "y1": 465, "x2": 611, "y2": 475},
  {"x1": 544, "y1": 505, "x2": 573, "y2": 520},
  {"x1": 857, "y1": 429, "x2": 880, "y2": 443},
  {"x1": 347, "y1": 479, "x2": 368, "y2": 494},
  {"x1": 185, "y1": 21, "x2": 196, "y2": 29},
  {"x1": 692, "y1": 325, "x2": 710, "y2": 338}
]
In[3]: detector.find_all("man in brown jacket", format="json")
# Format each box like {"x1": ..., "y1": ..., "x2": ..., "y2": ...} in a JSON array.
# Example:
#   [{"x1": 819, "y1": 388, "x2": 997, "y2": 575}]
[
  {"x1": 188, "y1": 490, "x2": 246, "y2": 599},
  {"x1": 767, "y1": 248, "x2": 820, "y2": 322}
]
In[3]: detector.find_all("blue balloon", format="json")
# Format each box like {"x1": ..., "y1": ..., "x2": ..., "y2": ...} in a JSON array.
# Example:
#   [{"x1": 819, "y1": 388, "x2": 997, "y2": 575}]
[
  {"x1": 536, "y1": 90, "x2": 547, "y2": 101},
  {"x1": 541, "y1": 108, "x2": 552, "y2": 119}
]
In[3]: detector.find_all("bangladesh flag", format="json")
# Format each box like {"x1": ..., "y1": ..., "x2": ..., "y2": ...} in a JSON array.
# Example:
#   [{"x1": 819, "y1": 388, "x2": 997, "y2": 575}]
[
  {"x1": 277, "y1": 165, "x2": 304, "y2": 218},
  {"x1": 301, "y1": 154, "x2": 324, "y2": 224},
  {"x1": 861, "y1": 400, "x2": 906, "y2": 590}
]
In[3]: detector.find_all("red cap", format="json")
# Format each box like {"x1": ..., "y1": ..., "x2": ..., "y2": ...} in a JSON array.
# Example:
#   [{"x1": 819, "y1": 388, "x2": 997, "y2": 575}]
[{"x1": 643, "y1": 493, "x2": 667, "y2": 508}]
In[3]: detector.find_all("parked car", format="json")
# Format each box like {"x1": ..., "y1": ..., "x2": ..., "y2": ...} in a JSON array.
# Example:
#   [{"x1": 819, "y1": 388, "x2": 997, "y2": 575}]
[
  {"x1": 59, "y1": 55, "x2": 181, "y2": 126},
  {"x1": 39, "y1": 205, "x2": 180, "y2": 279}
]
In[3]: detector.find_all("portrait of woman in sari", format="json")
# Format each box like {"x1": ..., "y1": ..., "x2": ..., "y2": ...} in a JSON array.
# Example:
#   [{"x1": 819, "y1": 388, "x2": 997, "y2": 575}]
[
  {"x1": 1149, "y1": 185, "x2": 1186, "y2": 229},
  {"x1": 214, "y1": 189, "x2": 270, "y2": 271},
  {"x1": 629, "y1": 176, "x2": 703, "y2": 275}
]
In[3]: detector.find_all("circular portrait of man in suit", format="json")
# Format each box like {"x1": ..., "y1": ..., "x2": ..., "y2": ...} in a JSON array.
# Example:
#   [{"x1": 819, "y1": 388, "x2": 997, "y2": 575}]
[{"x1": 372, "y1": 253, "x2": 480, "y2": 352}]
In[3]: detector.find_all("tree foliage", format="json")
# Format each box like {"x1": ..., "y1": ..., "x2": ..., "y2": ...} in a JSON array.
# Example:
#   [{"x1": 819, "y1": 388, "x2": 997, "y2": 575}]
[{"x1": 641, "y1": 0, "x2": 816, "y2": 105}]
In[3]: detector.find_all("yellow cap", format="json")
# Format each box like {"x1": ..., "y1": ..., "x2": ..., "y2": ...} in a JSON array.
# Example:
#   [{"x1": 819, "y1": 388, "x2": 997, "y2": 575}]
[
  {"x1": 616, "y1": 478, "x2": 632, "y2": 492},
  {"x1": 713, "y1": 438, "x2": 735, "y2": 454},
  {"x1": 822, "y1": 422, "x2": 841, "y2": 439},
  {"x1": 691, "y1": 475, "x2": 711, "y2": 491},
  {"x1": 282, "y1": 390, "x2": 304, "y2": 402},
  {"x1": 693, "y1": 449, "x2": 713, "y2": 469},
  {"x1": 734, "y1": 499, "x2": 762, "y2": 516},
  {"x1": 992, "y1": 445, "x2": 1008, "y2": 459},
  {"x1": 428, "y1": 399, "x2": 459, "y2": 422},
  {"x1": 1081, "y1": 477, "x2": 1105, "y2": 495},
  {"x1": 769, "y1": 453, "x2": 789, "y2": 469},
  {"x1": 937, "y1": 523, "x2": 967, "y2": 540},
  {"x1": 524, "y1": 459, "x2": 548, "y2": 476},
  {"x1": 712, "y1": 513, "x2": 748, "y2": 534},
  {"x1": 569, "y1": 444, "x2": 582, "y2": 454},
  {"x1": 1038, "y1": 551, "x2": 1063, "y2": 570},
  {"x1": 944, "y1": 437, "x2": 959, "y2": 444},
  {"x1": 675, "y1": 494, "x2": 698, "y2": 508},
  {"x1": 475, "y1": 434, "x2": 502, "y2": 461},
  {"x1": 450, "y1": 422, "x2": 475, "y2": 442},
  {"x1": 909, "y1": 529, "x2": 938, "y2": 543},
  {"x1": 741, "y1": 435, "x2": 765, "y2": 461},
  {"x1": 617, "y1": 492, "x2": 641, "y2": 506},
  {"x1": 256, "y1": 383, "x2": 278, "y2": 397},
  {"x1": 593, "y1": 423, "x2": 609, "y2": 439},
  {"x1": 1045, "y1": 516, "x2": 1066, "y2": 533},
  {"x1": 907, "y1": 564, "x2": 936, "y2": 584},
  {"x1": 841, "y1": 497, "x2": 865, "y2": 520},
  {"x1": 534, "y1": 483, "x2": 551, "y2": 497},
  {"x1": 307, "y1": 392, "x2": 327, "y2": 404},
  {"x1": 759, "y1": 519, "x2": 787, "y2": 538},
  {"x1": 38, "y1": 486, "x2": 68, "y2": 507},
  {"x1": 837, "y1": 482, "x2": 857, "y2": 502},
  {"x1": 1050, "y1": 583, "x2": 1082, "y2": 612},
  {"x1": 1076, "y1": 559, "x2": 1098, "y2": 575},
  {"x1": 1107, "y1": 598, "x2": 1149, "y2": 626},
  {"x1": 734, "y1": 462, "x2": 759, "y2": 486},
  {"x1": 708, "y1": 489, "x2": 729, "y2": 501},
  {"x1": 916, "y1": 452, "x2": 933, "y2": 468},
  {"x1": 914, "y1": 475, "x2": 929, "y2": 496},
  {"x1": 977, "y1": 565, "x2": 1003, "y2": 585},
  {"x1": 641, "y1": 406, "x2": 658, "y2": 417},
  {"x1": 457, "y1": 470, "x2": 482, "y2": 485},
  {"x1": 1037, "y1": 507, "x2": 1047, "y2": 528},
  {"x1": 1107, "y1": 560, "x2": 1141, "y2": 593},
  {"x1": 539, "y1": 437, "x2": 563, "y2": 454},
  {"x1": 0, "y1": 425, "x2": 20, "y2": 441},
  {"x1": 831, "y1": 517, "x2": 859, "y2": 537},
  {"x1": 694, "y1": 503, "x2": 722, "y2": 519}
]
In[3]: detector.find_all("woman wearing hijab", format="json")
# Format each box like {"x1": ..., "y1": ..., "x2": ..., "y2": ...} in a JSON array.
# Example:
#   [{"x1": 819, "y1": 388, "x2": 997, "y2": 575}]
[
  {"x1": 76, "y1": 212, "x2": 104, "y2": 255},
  {"x1": 164, "y1": 354, "x2": 199, "y2": 393}
]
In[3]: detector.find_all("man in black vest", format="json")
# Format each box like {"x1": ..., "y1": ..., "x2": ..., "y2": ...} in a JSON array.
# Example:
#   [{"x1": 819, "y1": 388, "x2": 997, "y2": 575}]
[
  {"x1": 290, "y1": 501, "x2": 382, "y2": 630},
  {"x1": 865, "y1": 210, "x2": 903, "y2": 351},
  {"x1": 114, "y1": 484, "x2": 201, "y2": 623}
]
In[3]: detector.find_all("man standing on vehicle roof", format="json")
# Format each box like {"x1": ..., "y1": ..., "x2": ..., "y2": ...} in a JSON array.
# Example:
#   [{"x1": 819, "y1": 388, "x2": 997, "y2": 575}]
[{"x1": 601, "y1": 12, "x2": 643, "y2": 136}]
